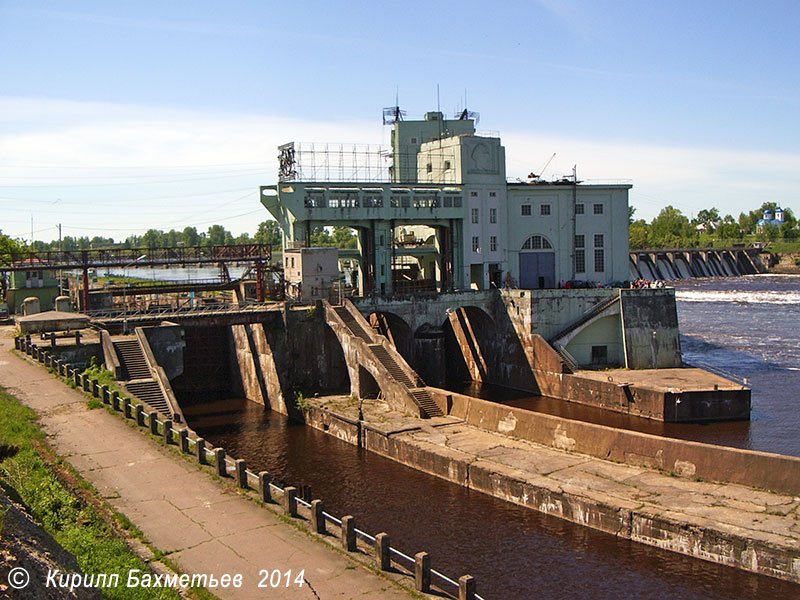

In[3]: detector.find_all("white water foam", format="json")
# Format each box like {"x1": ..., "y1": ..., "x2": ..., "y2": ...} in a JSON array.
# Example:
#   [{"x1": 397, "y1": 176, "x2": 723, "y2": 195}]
[{"x1": 675, "y1": 289, "x2": 800, "y2": 304}]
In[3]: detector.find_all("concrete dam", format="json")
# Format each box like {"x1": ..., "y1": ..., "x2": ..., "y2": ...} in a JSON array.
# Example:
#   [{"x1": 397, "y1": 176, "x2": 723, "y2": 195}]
[
  {"x1": 18, "y1": 286, "x2": 800, "y2": 593},
  {"x1": 630, "y1": 247, "x2": 768, "y2": 281}
]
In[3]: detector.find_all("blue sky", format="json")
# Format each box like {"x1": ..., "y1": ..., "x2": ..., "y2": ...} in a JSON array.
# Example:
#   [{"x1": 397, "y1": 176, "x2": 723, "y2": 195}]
[{"x1": 2, "y1": 0, "x2": 799, "y2": 242}]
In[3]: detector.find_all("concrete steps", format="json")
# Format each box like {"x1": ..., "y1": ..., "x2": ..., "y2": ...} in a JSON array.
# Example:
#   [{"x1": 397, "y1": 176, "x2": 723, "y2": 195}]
[
  {"x1": 125, "y1": 380, "x2": 170, "y2": 414},
  {"x1": 369, "y1": 344, "x2": 415, "y2": 388},
  {"x1": 113, "y1": 338, "x2": 172, "y2": 418},
  {"x1": 329, "y1": 303, "x2": 442, "y2": 418},
  {"x1": 114, "y1": 339, "x2": 152, "y2": 380},
  {"x1": 334, "y1": 306, "x2": 373, "y2": 342}
]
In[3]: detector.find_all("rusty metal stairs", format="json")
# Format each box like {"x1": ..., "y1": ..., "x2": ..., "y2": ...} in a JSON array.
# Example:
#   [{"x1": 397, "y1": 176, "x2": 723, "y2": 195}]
[
  {"x1": 330, "y1": 303, "x2": 443, "y2": 418},
  {"x1": 113, "y1": 338, "x2": 171, "y2": 417}
]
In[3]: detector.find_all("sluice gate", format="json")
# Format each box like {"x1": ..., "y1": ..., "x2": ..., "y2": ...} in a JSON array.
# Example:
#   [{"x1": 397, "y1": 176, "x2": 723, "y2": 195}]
[{"x1": 630, "y1": 247, "x2": 767, "y2": 281}]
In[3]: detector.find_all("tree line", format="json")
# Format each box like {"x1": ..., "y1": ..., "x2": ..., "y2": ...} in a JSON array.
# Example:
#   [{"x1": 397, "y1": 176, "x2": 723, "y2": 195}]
[
  {"x1": 1, "y1": 222, "x2": 359, "y2": 257},
  {"x1": 630, "y1": 202, "x2": 798, "y2": 249}
]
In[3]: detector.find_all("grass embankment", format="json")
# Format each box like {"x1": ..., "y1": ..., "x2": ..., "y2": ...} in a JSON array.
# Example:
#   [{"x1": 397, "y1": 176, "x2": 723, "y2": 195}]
[{"x1": 0, "y1": 386, "x2": 179, "y2": 600}]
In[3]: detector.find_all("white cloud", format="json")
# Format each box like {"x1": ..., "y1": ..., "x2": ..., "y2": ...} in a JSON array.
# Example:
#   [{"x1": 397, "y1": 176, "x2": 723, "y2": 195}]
[{"x1": 1, "y1": 96, "x2": 798, "y2": 242}]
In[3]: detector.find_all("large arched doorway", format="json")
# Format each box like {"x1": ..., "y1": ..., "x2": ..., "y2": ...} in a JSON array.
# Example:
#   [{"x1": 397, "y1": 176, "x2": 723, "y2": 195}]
[{"x1": 519, "y1": 235, "x2": 555, "y2": 289}]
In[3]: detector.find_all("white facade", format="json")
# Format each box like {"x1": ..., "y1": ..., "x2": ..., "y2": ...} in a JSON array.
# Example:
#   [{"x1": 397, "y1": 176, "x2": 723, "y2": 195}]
[
  {"x1": 284, "y1": 247, "x2": 339, "y2": 300},
  {"x1": 262, "y1": 111, "x2": 631, "y2": 295}
]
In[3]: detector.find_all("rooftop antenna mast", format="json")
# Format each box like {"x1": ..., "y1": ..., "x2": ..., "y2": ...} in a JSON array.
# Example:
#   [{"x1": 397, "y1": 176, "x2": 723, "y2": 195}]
[
  {"x1": 382, "y1": 86, "x2": 406, "y2": 125},
  {"x1": 456, "y1": 88, "x2": 480, "y2": 125}
]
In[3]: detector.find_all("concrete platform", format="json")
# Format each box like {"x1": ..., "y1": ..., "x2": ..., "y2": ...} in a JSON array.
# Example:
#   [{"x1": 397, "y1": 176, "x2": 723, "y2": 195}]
[
  {"x1": 15, "y1": 310, "x2": 90, "y2": 334},
  {"x1": 576, "y1": 367, "x2": 747, "y2": 392}
]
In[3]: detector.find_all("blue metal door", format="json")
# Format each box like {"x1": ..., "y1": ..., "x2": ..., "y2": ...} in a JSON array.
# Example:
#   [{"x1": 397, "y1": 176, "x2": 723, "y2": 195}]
[{"x1": 519, "y1": 252, "x2": 555, "y2": 289}]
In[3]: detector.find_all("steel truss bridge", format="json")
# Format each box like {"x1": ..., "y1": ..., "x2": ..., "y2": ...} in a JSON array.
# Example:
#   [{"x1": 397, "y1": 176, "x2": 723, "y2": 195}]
[{"x1": 1, "y1": 244, "x2": 274, "y2": 308}]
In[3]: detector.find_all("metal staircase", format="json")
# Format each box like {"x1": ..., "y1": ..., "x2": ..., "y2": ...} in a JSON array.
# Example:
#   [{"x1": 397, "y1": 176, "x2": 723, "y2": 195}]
[{"x1": 333, "y1": 306, "x2": 374, "y2": 342}]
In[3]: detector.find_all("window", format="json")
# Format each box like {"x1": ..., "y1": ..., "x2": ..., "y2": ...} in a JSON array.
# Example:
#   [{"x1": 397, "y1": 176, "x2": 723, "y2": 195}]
[
  {"x1": 521, "y1": 204, "x2": 532, "y2": 216},
  {"x1": 489, "y1": 208, "x2": 497, "y2": 224},
  {"x1": 594, "y1": 249, "x2": 605, "y2": 272},
  {"x1": 521, "y1": 235, "x2": 552, "y2": 250},
  {"x1": 575, "y1": 250, "x2": 586, "y2": 273},
  {"x1": 489, "y1": 191, "x2": 497, "y2": 198},
  {"x1": 576, "y1": 203, "x2": 585, "y2": 215},
  {"x1": 591, "y1": 345, "x2": 608, "y2": 365},
  {"x1": 470, "y1": 191, "x2": 479, "y2": 197},
  {"x1": 540, "y1": 204, "x2": 551, "y2": 216},
  {"x1": 575, "y1": 234, "x2": 585, "y2": 273},
  {"x1": 471, "y1": 208, "x2": 479, "y2": 224},
  {"x1": 363, "y1": 195, "x2": 383, "y2": 208},
  {"x1": 444, "y1": 160, "x2": 451, "y2": 170},
  {"x1": 594, "y1": 234, "x2": 604, "y2": 248},
  {"x1": 593, "y1": 203, "x2": 604, "y2": 215},
  {"x1": 410, "y1": 137, "x2": 418, "y2": 144},
  {"x1": 426, "y1": 163, "x2": 432, "y2": 173},
  {"x1": 472, "y1": 236, "x2": 480, "y2": 252},
  {"x1": 390, "y1": 195, "x2": 410, "y2": 208},
  {"x1": 490, "y1": 236, "x2": 497, "y2": 252}
]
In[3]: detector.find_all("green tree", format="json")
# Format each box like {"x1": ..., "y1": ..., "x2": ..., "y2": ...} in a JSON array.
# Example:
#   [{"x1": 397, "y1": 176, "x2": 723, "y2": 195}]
[
  {"x1": 716, "y1": 221, "x2": 742, "y2": 241},
  {"x1": 0, "y1": 233, "x2": 26, "y2": 265},
  {"x1": 649, "y1": 206, "x2": 693, "y2": 247},
  {"x1": 206, "y1": 224, "x2": 233, "y2": 246},
  {"x1": 692, "y1": 208, "x2": 720, "y2": 231},
  {"x1": 181, "y1": 226, "x2": 200, "y2": 247},
  {"x1": 140, "y1": 229, "x2": 164, "y2": 248},
  {"x1": 629, "y1": 219, "x2": 650, "y2": 249},
  {"x1": 331, "y1": 226, "x2": 358, "y2": 249},
  {"x1": 254, "y1": 220, "x2": 281, "y2": 247}
]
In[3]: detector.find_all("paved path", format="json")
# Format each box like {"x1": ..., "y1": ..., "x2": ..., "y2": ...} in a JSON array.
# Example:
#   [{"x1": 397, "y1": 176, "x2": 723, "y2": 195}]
[{"x1": 0, "y1": 327, "x2": 417, "y2": 599}]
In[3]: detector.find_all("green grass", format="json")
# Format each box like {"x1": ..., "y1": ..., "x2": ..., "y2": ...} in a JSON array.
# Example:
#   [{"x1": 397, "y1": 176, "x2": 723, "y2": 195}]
[{"x1": 0, "y1": 386, "x2": 179, "y2": 600}]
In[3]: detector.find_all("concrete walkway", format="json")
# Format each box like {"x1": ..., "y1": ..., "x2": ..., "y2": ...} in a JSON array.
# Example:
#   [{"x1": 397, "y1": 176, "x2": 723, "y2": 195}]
[{"x1": 0, "y1": 327, "x2": 417, "y2": 600}]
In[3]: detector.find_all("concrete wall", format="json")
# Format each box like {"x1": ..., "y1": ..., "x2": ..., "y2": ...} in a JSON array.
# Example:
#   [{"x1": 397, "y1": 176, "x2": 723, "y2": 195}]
[
  {"x1": 142, "y1": 322, "x2": 184, "y2": 380},
  {"x1": 432, "y1": 389, "x2": 800, "y2": 496},
  {"x1": 620, "y1": 289, "x2": 682, "y2": 369}
]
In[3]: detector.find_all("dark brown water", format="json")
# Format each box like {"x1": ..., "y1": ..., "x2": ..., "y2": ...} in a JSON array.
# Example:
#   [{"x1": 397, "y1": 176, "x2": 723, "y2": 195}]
[
  {"x1": 186, "y1": 399, "x2": 797, "y2": 600},
  {"x1": 185, "y1": 276, "x2": 800, "y2": 598}
]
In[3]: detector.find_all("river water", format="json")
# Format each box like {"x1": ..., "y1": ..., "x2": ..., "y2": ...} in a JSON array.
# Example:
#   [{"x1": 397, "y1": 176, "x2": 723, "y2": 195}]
[{"x1": 186, "y1": 275, "x2": 799, "y2": 599}]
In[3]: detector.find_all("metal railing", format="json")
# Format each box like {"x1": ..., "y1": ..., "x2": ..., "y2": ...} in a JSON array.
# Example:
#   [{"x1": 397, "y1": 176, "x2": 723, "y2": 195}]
[{"x1": 16, "y1": 336, "x2": 484, "y2": 600}]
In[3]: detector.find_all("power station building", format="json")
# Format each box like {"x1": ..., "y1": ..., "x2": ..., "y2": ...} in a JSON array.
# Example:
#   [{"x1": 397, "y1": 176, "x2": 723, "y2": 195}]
[{"x1": 260, "y1": 109, "x2": 631, "y2": 295}]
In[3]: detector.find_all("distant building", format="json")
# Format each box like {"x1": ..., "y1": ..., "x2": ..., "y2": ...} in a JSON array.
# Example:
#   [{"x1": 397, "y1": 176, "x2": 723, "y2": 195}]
[
  {"x1": 283, "y1": 247, "x2": 339, "y2": 301},
  {"x1": 757, "y1": 207, "x2": 785, "y2": 229},
  {"x1": 6, "y1": 259, "x2": 60, "y2": 314},
  {"x1": 261, "y1": 109, "x2": 631, "y2": 295}
]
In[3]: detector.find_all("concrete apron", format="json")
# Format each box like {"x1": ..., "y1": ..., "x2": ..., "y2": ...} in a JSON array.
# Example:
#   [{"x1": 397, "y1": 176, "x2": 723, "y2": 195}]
[{"x1": 304, "y1": 398, "x2": 800, "y2": 585}]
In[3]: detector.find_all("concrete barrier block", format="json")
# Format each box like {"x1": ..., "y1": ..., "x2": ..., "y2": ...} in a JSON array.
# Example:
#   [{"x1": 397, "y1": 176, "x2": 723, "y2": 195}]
[
  {"x1": 311, "y1": 499, "x2": 325, "y2": 534},
  {"x1": 415, "y1": 552, "x2": 430, "y2": 592},
  {"x1": 375, "y1": 533, "x2": 390, "y2": 571},
  {"x1": 341, "y1": 515, "x2": 356, "y2": 552},
  {"x1": 459, "y1": 575, "x2": 476, "y2": 600},
  {"x1": 196, "y1": 438, "x2": 206, "y2": 464},
  {"x1": 214, "y1": 448, "x2": 226, "y2": 477},
  {"x1": 235, "y1": 459, "x2": 247, "y2": 488},
  {"x1": 149, "y1": 411, "x2": 159, "y2": 435},
  {"x1": 258, "y1": 472, "x2": 271, "y2": 502},
  {"x1": 283, "y1": 486, "x2": 297, "y2": 517},
  {"x1": 179, "y1": 429, "x2": 189, "y2": 453},
  {"x1": 163, "y1": 420, "x2": 173, "y2": 445}
]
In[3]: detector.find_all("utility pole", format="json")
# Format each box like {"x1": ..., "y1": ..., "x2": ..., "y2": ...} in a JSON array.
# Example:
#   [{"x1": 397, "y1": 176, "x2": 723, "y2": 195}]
[
  {"x1": 571, "y1": 165, "x2": 578, "y2": 281},
  {"x1": 58, "y1": 223, "x2": 63, "y2": 297}
]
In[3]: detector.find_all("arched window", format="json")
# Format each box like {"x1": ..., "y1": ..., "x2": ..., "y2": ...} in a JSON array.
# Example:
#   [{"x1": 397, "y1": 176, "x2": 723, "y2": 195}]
[{"x1": 521, "y1": 235, "x2": 553, "y2": 250}]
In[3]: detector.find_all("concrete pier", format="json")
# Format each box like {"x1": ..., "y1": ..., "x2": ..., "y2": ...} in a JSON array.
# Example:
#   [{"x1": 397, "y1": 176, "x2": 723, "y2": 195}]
[{"x1": 305, "y1": 395, "x2": 800, "y2": 584}]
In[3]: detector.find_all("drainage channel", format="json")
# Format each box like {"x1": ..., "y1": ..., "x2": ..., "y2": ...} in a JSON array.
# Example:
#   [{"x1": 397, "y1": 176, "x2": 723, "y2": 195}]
[{"x1": 185, "y1": 398, "x2": 794, "y2": 600}]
